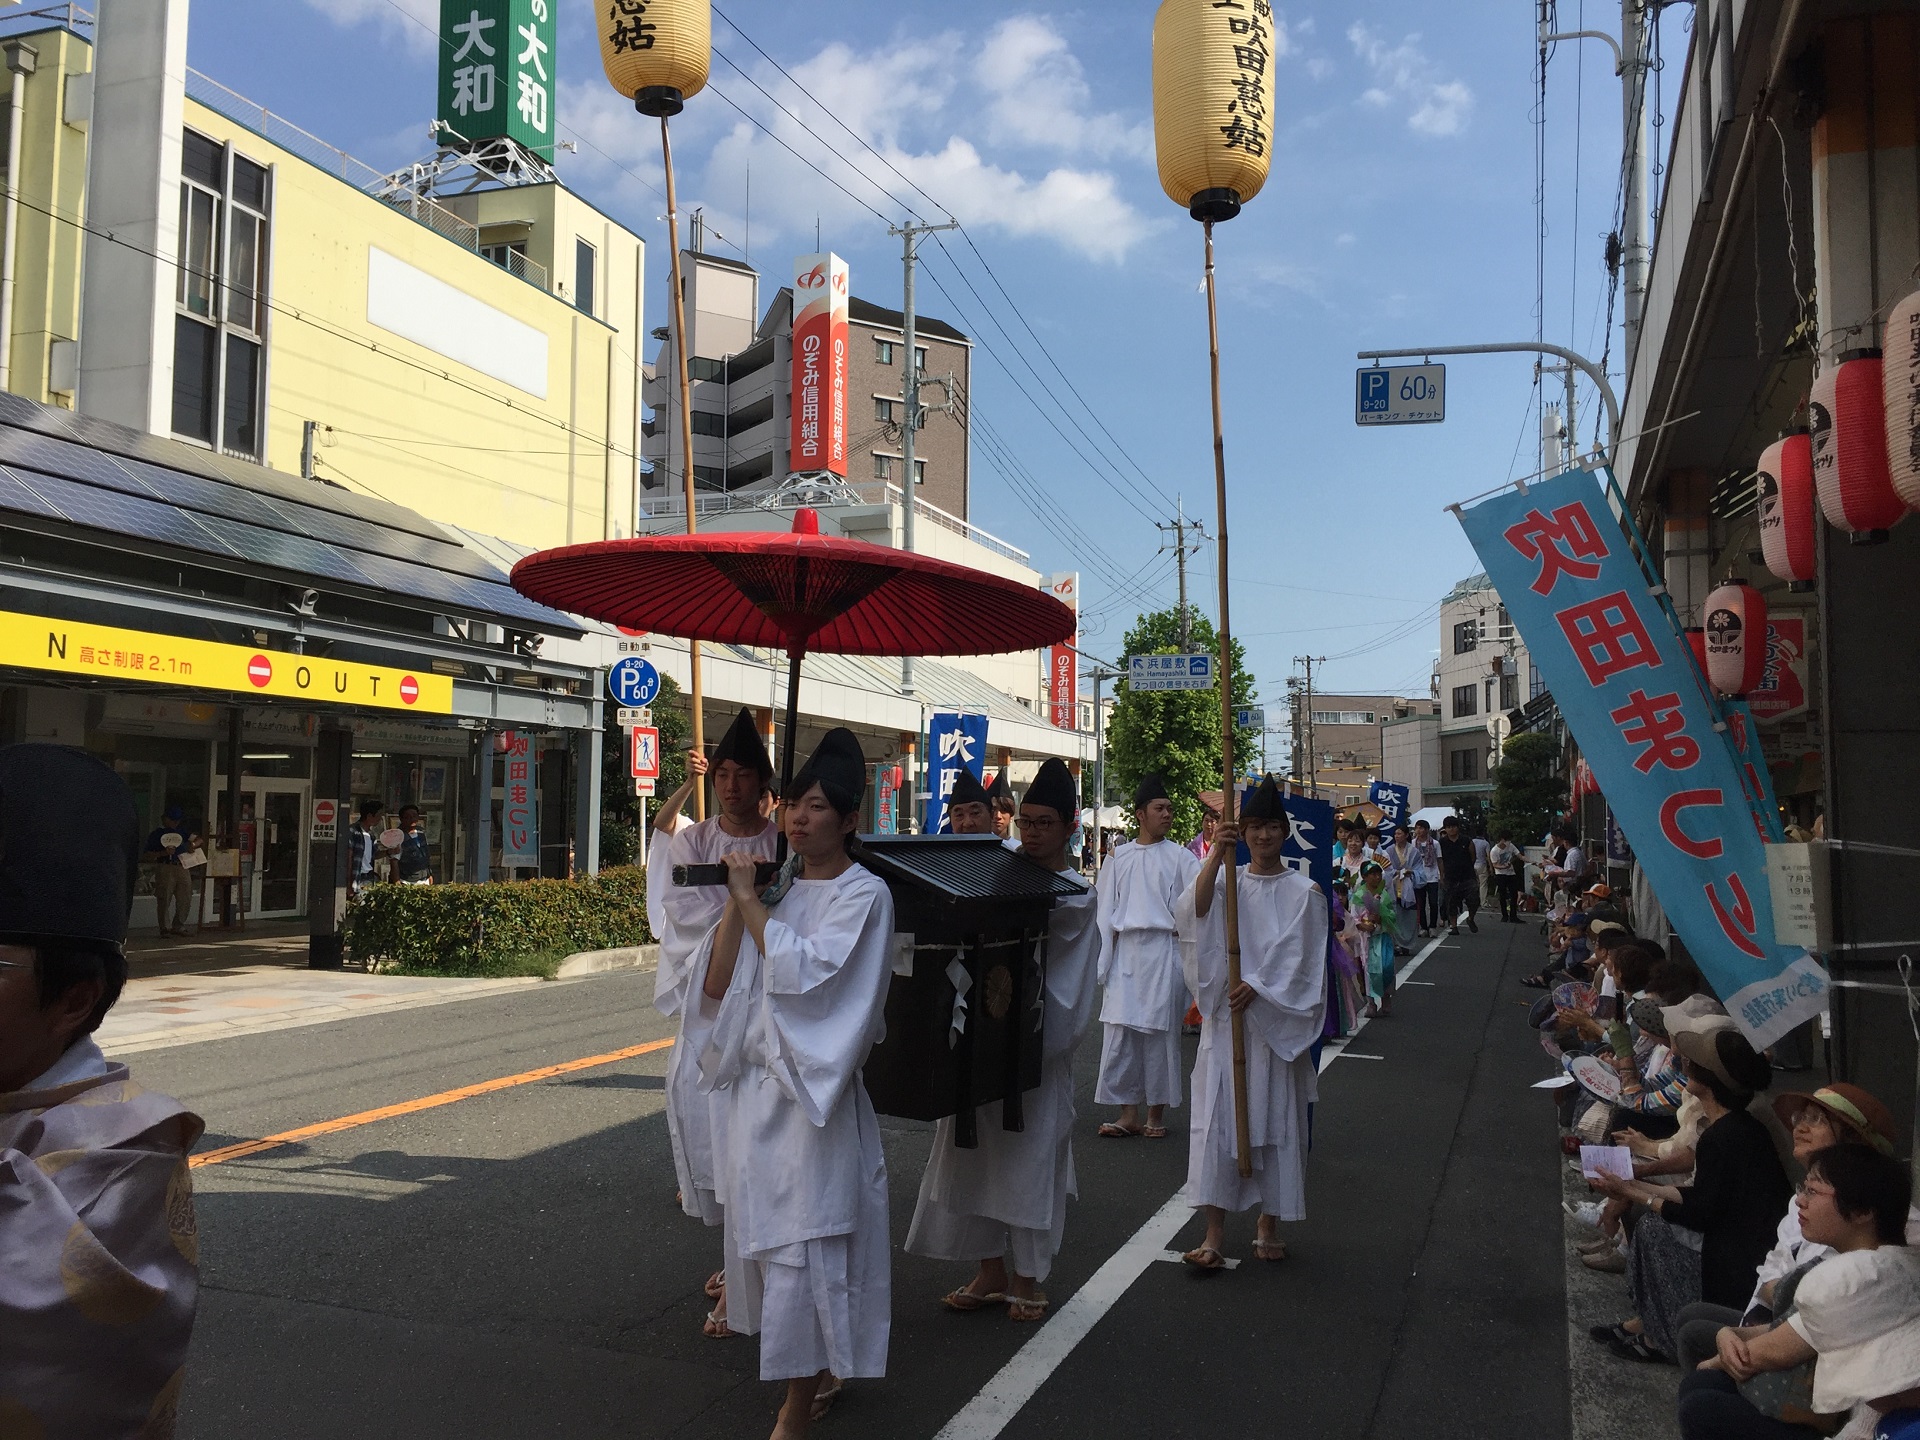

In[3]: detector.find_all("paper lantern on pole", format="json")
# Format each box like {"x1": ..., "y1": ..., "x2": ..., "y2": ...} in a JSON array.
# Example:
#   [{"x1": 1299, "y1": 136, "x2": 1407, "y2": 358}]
[
  {"x1": 1703, "y1": 582, "x2": 1768, "y2": 698},
  {"x1": 1152, "y1": 0, "x2": 1274, "y2": 222},
  {"x1": 1810, "y1": 350, "x2": 1904, "y2": 540},
  {"x1": 1755, "y1": 428, "x2": 1816, "y2": 588},
  {"x1": 1883, "y1": 288, "x2": 1920, "y2": 508},
  {"x1": 599, "y1": 0, "x2": 710, "y2": 117}
]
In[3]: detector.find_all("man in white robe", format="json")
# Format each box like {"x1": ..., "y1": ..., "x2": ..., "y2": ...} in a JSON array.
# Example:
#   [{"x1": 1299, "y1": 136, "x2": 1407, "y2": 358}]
[
  {"x1": 644, "y1": 748, "x2": 707, "y2": 943},
  {"x1": 1095, "y1": 773, "x2": 1201, "y2": 1139},
  {"x1": 907, "y1": 759, "x2": 1098, "y2": 1321},
  {"x1": 657, "y1": 710, "x2": 778, "y2": 1336},
  {"x1": 0, "y1": 745, "x2": 204, "y2": 1436},
  {"x1": 696, "y1": 729, "x2": 895, "y2": 1438},
  {"x1": 1177, "y1": 775, "x2": 1328, "y2": 1268}
]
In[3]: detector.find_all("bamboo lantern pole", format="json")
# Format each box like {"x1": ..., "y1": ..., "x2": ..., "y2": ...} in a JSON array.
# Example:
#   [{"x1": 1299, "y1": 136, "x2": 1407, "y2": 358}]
[
  {"x1": 1152, "y1": 0, "x2": 1274, "y2": 1179},
  {"x1": 600, "y1": 1, "x2": 713, "y2": 818}
]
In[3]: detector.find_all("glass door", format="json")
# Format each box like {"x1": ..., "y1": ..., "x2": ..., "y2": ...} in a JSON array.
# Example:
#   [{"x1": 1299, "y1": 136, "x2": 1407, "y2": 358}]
[{"x1": 211, "y1": 779, "x2": 310, "y2": 918}]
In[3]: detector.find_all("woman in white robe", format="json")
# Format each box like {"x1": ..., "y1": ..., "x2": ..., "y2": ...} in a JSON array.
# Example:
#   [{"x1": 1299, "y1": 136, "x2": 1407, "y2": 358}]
[
  {"x1": 907, "y1": 758, "x2": 1099, "y2": 1321},
  {"x1": 1176, "y1": 776, "x2": 1329, "y2": 1269},
  {"x1": 696, "y1": 729, "x2": 895, "y2": 1438}
]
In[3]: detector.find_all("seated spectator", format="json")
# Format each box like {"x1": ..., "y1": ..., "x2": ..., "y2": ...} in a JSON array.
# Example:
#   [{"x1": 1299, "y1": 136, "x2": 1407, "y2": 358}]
[
  {"x1": 1676, "y1": 1144, "x2": 1918, "y2": 1438},
  {"x1": 0, "y1": 744, "x2": 205, "y2": 1435},
  {"x1": 1588, "y1": 1021, "x2": 1790, "y2": 1363},
  {"x1": 1673, "y1": 1084, "x2": 1908, "y2": 1371}
]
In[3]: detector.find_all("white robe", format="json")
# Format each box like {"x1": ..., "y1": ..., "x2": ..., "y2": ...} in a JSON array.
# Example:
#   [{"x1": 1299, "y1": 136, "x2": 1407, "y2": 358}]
[
  {"x1": 696, "y1": 865, "x2": 896, "y2": 1381},
  {"x1": 1178, "y1": 866, "x2": 1328, "y2": 1216},
  {"x1": 1094, "y1": 839, "x2": 1200, "y2": 1107},
  {"x1": 906, "y1": 869, "x2": 1100, "y2": 1284},
  {"x1": 656, "y1": 817, "x2": 779, "y2": 1224}
]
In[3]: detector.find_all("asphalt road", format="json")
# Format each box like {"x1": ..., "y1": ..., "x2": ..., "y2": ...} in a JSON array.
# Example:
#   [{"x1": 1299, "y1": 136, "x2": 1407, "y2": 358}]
[{"x1": 134, "y1": 917, "x2": 1568, "y2": 1439}]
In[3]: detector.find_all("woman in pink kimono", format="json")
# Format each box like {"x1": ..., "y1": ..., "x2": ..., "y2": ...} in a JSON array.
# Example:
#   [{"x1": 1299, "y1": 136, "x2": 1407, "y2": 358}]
[{"x1": 0, "y1": 745, "x2": 203, "y2": 1438}]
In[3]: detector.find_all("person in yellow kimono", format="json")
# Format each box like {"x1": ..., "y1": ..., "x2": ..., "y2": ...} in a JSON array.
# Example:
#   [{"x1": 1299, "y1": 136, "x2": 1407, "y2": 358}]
[{"x1": 0, "y1": 744, "x2": 204, "y2": 1438}]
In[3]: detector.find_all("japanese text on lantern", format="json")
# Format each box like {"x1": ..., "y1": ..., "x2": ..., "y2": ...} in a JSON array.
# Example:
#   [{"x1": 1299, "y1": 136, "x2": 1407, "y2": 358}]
[
  {"x1": 606, "y1": 0, "x2": 656, "y2": 54},
  {"x1": 1212, "y1": 0, "x2": 1273, "y2": 158}
]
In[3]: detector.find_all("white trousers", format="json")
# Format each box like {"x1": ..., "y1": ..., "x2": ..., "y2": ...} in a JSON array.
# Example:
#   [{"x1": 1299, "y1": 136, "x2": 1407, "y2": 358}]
[{"x1": 1094, "y1": 1023, "x2": 1184, "y2": 1108}]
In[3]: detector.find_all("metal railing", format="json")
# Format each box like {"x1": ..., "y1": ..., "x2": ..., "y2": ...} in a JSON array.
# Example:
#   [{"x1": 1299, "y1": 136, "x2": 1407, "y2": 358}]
[
  {"x1": 638, "y1": 479, "x2": 1031, "y2": 565},
  {"x1": 184, "y1": 69, "x2": 547, "y2": 293}
]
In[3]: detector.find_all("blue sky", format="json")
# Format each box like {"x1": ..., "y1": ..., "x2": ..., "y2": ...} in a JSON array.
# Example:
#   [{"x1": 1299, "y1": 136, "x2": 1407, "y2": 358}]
[{"x1": 174, "y1": 0, "x2": 1685, "y2": 731}]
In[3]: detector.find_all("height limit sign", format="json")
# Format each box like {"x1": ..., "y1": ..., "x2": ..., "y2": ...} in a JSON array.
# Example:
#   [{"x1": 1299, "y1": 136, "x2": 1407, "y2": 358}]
[{"x1": 1356, "y1": 364, "x2": 1445, "y2": 425}]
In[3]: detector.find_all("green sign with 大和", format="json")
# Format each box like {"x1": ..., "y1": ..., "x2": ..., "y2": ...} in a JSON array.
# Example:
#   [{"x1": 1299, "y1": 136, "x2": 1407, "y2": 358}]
[{"x1": 437, "y1": 0, "x2": 556, "y2": 155}]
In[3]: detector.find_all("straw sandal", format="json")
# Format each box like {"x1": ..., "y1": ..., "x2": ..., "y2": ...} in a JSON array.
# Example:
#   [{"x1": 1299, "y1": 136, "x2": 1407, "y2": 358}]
[
  {"x1": 811, "y1": 1376, "x2": 843, "y2": 1420},
  {"x1": 1252, "y1": 1238, "x2": 1288, "y2": 1262},
  {"x1": 1007, "y1": 1294, "x2": 1049, "y2": 1322},
  {"x1": 1182, "y1": 1246, "x2": 1229, "y2": 1271},
  {"x1": 1142, "y1": 1125, "x2": 1169, "y2": 1139},
  {"x1": 703, "y1": 1309, "x2": 735, "y2": 1339},
  {"x1": 1098, "y1": 1122, "x2": 1143, "y2": 1138},
  {"x1": 942, "y1": 1286, "x2": 1006, "y2": 1313},
  {"x1": 703, "y1": 1271, "x2": 726, "y2": 1300}
]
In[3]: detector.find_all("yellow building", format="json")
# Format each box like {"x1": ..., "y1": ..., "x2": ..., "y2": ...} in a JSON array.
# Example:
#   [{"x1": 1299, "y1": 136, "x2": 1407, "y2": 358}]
[{"x1": 0, "y1": 7, "x2": 645, "y2": 549}]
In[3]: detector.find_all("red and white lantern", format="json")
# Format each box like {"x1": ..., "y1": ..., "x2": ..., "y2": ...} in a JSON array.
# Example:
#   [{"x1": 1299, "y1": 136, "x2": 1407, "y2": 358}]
[
  {"x1": 1755, "y1": 428, "x2": 1816, "y2": 587},
  {"x1": 1884, "y1": 288, "x2": 1920, "y2": 508},
  {"x1": 1811, "y1": 350, "x2": 1905, "y2": 538},
  {"x1": 1703, "y1": 582, "x2": 1768, "y2": 697}
]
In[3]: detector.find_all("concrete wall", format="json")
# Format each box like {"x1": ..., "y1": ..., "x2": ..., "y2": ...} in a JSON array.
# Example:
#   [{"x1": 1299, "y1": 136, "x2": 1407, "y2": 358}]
[{"x1": 1382, "y1": 712, "x2": 1440, "y2": 811}]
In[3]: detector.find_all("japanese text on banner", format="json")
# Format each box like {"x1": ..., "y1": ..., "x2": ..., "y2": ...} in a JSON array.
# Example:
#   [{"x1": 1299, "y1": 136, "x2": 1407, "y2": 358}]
[
  {"x1": 1455, "y1": 468, "x2": 1827, "y2": 1047},
  {"x1": 924, "y1": 711, "x2": 988, "y2": 837}
]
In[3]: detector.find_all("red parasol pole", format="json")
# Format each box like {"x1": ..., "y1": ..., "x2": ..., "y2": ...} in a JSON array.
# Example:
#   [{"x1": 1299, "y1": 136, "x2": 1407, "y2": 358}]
[
  {"x1": 1204, "y1": 219, "x2": 1253, "y2": 1180},
  {"x1": 660, "y1": 116, "x2": 706, "y2": 819}
]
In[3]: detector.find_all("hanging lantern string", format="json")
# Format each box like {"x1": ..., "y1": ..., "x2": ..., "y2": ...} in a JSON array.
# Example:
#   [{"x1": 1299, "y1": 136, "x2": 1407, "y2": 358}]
[{"x1": 1816, "y1": 263, "x2": 1920, "y2": 362}]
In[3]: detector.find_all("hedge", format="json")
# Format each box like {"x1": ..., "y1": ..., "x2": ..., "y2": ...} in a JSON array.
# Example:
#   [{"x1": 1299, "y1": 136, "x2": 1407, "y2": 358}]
[{"x1": 346, "y1": 867, "x2": 650, "y2": 977}]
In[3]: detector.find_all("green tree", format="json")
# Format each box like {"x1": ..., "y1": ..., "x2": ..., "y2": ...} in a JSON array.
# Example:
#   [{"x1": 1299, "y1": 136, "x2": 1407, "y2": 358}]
[
  {"x1": 1105, "y1": 608, "x2": 1259, "y2": 843},
  {"x1": 600, "y1": 672, "x2": 689, "y2": 866},
  {"x1": 1489, "y1": 731, "x2": 1563, "y2": 844}
]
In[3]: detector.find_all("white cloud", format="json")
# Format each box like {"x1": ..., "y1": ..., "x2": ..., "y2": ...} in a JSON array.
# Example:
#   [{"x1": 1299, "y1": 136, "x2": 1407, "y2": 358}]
[
  {"x1": 973, "y1": 16, "x2": 1152, "y2": 162},
  {"x1": 1347, "y1": 24, "x2": 1474, "y2": 137},
  {"x1": 302, "y1": 0, "x2": 439, "y2": 56}
]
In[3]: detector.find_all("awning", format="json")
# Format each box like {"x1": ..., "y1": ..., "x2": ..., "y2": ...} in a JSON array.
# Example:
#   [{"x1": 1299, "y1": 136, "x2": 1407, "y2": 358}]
[{"x1": 0, "y1": 392, "x2": 580, "y2": 636}]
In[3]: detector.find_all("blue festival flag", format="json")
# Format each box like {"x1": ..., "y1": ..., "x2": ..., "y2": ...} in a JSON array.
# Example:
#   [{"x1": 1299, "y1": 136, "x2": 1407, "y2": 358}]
[
  {"x1": 925, "y1": 711, "x2": 989, "y2": 836},
  {"x1": 1454, "y1": 467, "x2": 1827, "y2": 1047}
]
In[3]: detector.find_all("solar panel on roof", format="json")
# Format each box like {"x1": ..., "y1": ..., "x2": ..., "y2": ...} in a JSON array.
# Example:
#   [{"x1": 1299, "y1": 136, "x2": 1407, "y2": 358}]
[
  {"x1": 187, "y1": 512, "x2": 375, "y2": 588},
  {"x1": 0, "y1": 428, "x2": 164, "y2": 497},
  {"x1": 115, "y1": 455, "x2": 302, "y2": 532},
  {"x1": 0, "y1": 464, "x2": 63, "y2": 520},
  {"x1": 11, "y1": 469, "x2": 242, "y2": 557}
]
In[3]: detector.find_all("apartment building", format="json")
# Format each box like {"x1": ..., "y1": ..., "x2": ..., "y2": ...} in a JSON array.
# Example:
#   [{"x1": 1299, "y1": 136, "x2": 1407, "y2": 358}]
[
  {"x1": 1427, "y1": 572, "x2": 1541, "y2": 816},
  {"x1": 1284, "y1": 689, "x2": 1437, "y2": 806}
]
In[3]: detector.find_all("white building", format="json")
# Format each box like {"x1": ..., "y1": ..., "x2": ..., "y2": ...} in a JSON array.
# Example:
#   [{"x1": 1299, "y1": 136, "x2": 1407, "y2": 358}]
[{"x1": 1426, "y1": 572, "x2": 1541, "y2": 818}]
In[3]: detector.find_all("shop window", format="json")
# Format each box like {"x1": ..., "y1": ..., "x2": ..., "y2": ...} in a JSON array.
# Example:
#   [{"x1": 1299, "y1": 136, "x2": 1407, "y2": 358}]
[
  {"x1": 173, "y1": 128, "x2": 271, "y2": 460},
  {"x1": 1451, "y1": 684, "x2": 1476, "y2": 718},
  {"x1": 574, "y1": 237, "x2": 596, "y2": 316}
]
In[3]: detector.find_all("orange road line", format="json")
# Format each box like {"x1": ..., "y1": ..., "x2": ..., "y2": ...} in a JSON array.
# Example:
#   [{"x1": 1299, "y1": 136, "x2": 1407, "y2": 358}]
[{"x1": 189, "y1": 1037, "x2": 676, "y2": 1170}]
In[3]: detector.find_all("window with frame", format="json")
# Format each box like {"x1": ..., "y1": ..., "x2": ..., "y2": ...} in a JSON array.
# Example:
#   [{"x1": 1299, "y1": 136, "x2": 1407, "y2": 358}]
[
  {"x1": 574, "y1": 238, "x2": 596, "y2": 316},
  {"x1": 1449, "y1": 747, "x2": 1480, "y2": 783},
  {"x1": 1452, "y1": 620, "x2": 1478, "y2": 655},
  {"x1": 690, "y1": 410, "x2": 726, "y2": 438},
  {"x1": 874, "y1": 397, "x2": 897, "y2": 423},
  {"x1": 1451, "y1": 684, "x2": 1476, "y2": 718},
  {"x1": 913, "y1": 343, "x2": 928, "y2": 371},
  {"x1": 875, "y1": 338, "x2": 895, "y2": 365},
  {"x1": 172, "y1": 131, "x2": 270, "y2": 458},
  {"x1": 872, "y1": 453, "x2": 891, "y2": 480},
  {"x1": 1313, "y1": 710, "x2": 1376, "y2": 726}
]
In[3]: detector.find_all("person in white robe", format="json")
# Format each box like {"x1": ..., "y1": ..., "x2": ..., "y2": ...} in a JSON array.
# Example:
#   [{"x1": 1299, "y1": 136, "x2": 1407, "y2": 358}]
[
  {"x1": 656, "y1": 710, "x2": 779, "y2": 1336},
  {"x1": 1177, "y1": 775, "x2": 1328, "y2": 1269},
  {"x1": 696, "y1": 728, "x2": 895, "y2": 1439},
  {"x1": 907, "y1": 759, "x2": 1099, "y2": 1322},
  {"x1": 1095, "y1": 773, "x2": 1201, "y2": 1139},
  {"x1": 0, "y1": 744, "x2": 204, "y2": 1437},
  {"x1": 643, "y1": 747, "x2": 707, "y2": 943}
]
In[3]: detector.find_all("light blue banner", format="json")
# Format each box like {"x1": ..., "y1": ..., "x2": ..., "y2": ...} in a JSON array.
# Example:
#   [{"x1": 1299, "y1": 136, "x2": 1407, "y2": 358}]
[
  {"x1": 925, "y1": 711, "x2": 989, "y2": 836},
  {"x1": 1456, "y1": 467, "x2": 1826, "y2": 1047}
]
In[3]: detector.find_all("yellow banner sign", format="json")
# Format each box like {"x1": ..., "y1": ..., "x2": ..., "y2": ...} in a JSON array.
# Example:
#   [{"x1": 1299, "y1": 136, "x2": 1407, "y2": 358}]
[{"x1": 0, "y1": 610, "x2": 455, "y2": 714}]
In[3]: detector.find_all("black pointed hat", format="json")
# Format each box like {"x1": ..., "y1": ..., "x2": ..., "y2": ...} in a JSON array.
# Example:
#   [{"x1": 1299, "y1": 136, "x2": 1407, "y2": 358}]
[
  {"x1": 1133, "y1": 772, "x2": 1169, "y2": 809},
  {"x1": 1241, "y1": 774, "x2": 1288, "y2": 825},
  {"x1": 712, "y1": 707, "x2": 773, "y2": 779},
  {"x1": 1024, "y1": 758, "x2": 1078, "y2": 822},
  {"x1": 0, "y1": 744, "x2": 139, "y2": 955},
  {"x1": 948, "y1": 766, "x2": 990, "y2": 809},
  {"x1": 988, "y1": 769, "x2": 1014, "y2": 806},
  {"x1": 795, "y1": 727, "x2": 867, "y2": 809}
]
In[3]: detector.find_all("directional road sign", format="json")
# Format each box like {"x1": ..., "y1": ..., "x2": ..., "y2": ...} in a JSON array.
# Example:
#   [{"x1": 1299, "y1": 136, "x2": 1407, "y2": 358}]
[
  {"x1": 1356, "y1": 363, "x2": 1446, "y2": 426},
  {"x1": 1129, "y1": 653, "x2": 1215, "y2": 692},
  {"x1": 606, "y1": 657, "x2": 661, "y2": 707}
]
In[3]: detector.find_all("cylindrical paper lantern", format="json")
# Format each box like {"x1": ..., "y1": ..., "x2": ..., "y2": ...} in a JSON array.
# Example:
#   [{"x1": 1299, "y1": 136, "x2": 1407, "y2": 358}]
[
  {"x1": 1810, "y1": 349, "x2": 1904, "y2": 539},
  {"x1": 1755, "y1": 428, "x2": 1816, "y2": 587},
  {"x1": 1152, "y1": 0, "x2": 1274, "y2": 222},
  {"x1": 1884, "y1": 288, "x2": 1920, "y2": 508},
  {"x1": 599, "y1": 0, "x2": 710, "y2": 117},
  {"x1": 1703, "y1": 582, "x2": 1768, "y2": 697}
]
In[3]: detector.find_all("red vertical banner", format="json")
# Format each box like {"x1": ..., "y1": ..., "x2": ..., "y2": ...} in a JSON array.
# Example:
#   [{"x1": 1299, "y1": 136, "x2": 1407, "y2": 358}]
[
  {"x1": 1047, "y1": 572, "x2": 1078, "y2": 729},
  {"x1": 790, "y1": 252, "x2": 850, "y2": 477}
]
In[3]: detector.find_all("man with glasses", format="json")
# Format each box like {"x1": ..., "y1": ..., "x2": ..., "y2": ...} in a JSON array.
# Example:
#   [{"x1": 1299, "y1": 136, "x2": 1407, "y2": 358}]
[{"x1": 0, "y1": 744, "x2": 204, "y2": 1436}]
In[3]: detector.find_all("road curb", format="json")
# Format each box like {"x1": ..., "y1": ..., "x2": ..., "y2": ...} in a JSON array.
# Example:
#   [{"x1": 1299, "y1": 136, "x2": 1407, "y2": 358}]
[{"x1": 555, "y1": 944, "x2": 659, "y2": 979}]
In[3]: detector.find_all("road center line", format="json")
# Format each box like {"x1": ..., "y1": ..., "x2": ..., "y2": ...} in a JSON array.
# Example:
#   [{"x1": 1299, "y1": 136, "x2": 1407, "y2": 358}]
[
  {"x1": 188, "y1": 1038, "x2": 676, "y2": 1169},
  {"x1": 935, "y1": 929, "x2": 1457, "y2": 1436}
]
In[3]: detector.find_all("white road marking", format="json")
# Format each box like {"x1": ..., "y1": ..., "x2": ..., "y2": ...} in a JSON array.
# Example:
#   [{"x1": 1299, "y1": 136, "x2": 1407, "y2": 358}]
[
  {"x1": 934, "y1": 930, "x2": 1457, "y2": 1438},
  {"x1": 1336, "y1": 1053, "x2": 1386, "y2": 1061},
  {"x1": 1401, "y1": 980, "x2": 1437, "y2": 986},
  {"x1": 1319, "y1": 930, "x2": 1449, "y2": 1071}
]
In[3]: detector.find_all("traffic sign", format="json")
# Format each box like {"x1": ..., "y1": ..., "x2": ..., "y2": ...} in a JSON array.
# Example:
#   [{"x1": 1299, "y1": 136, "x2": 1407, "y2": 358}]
[
  {"x1": 634, "y1": 777, "x2": 657, "y2": 797},
  {"x1": 1235, "y1": 707, "x2": 1265, "y2": 729},
  {"x1": 1356, "y1": 363, "x2": 1446, "y2": 426},
  {"x1": 616, "y1": 706, "x2": 652, "y2": 727},
  {"x1": 606, "y1": 657, "x2": 661, "y2": 707},
  {"x1": 1129, "y1": 653, "x2": 1215, "y2": 691},
  {"x1": 630, "y1": 726, "x2": 660, "y2": 781},
  {"x1": 311, "y1": 798, "x2": 338, "y2": 842}
]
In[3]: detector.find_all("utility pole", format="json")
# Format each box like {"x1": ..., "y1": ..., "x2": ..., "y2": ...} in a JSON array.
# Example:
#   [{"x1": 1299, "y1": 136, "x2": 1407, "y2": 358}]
[
  {"x1": 1294, "y1": 655, "x2": 1326, "y2": 798},
  {"x1": 1084, "y1": 657, "x2": 1124, "y2": 873},
  {"x1": 1155, "y1": 495, "x2": 1209, "y2": 652},
  {"x1": 1540, "y1": 0, "x2": 1651, "y2": 365},
  {"x1": 300, "y1": 421, "x2": 319, "y2": 482},
  {"x1": 889, "y1": 216, "x2": 958, "y2": 698}
]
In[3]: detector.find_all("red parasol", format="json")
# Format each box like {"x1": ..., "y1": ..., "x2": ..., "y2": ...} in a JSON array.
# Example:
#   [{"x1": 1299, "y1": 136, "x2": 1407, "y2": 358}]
[{"x1": 511, "y1": 509, "x2": 1075, "y2": 809}]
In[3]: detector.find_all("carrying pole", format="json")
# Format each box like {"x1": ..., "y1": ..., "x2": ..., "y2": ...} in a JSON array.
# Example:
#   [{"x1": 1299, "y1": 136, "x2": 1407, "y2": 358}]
[
  {"x1": 661, "y1": 118, "x2": 706, "y2": 818},
  {"x1": 1203, "y1": 220, "x2": 1253, "y2": 1179}
]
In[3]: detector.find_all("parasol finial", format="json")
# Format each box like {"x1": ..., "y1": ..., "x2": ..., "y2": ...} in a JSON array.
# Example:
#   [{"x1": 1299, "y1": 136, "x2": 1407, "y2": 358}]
[{"x1": 792, "y1": 509, "x2": 820, "y2": 536}]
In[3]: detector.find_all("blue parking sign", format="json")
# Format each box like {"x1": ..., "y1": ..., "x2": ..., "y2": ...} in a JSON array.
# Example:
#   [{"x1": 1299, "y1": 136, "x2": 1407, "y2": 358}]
[{"x1": 607, "y1": 657, "x2": 661, "y2": 707}]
